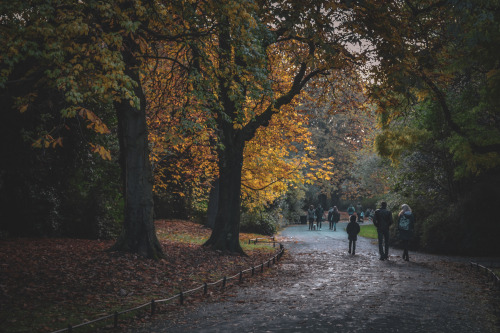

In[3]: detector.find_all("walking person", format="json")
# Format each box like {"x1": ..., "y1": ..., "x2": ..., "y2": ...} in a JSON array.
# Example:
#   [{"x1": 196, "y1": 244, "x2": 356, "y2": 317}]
[
  {"x1": 315, "y1": 204, "x2": 324, "y2": 230},
  {"x1": 356, "y1": 202, "x2": 363, "y2": 222},
  {"x1": 373, "y1": 201, "x2": 393, "y2": 260},
  {"x1": 307, "y1": 205, "x2": 316, "y2": 230},
  {"x1": 365, "y1": 208, "x2": 373, "y2": 222},
  {"x1": 346, "y1": 215, "x2": 360, "y2": 255},
  {"x1": 347, "y1": 204, "x2": 355, "y2": 217},
  {"x1": 328, "y1": 206, "x2": 340, "y2": 231},
  {"x1": 398, "y1": 204, "x2": 415, "y2": 261},
  {"x1": 328, "y1": 207, "x2": 334, "y2": 230}
]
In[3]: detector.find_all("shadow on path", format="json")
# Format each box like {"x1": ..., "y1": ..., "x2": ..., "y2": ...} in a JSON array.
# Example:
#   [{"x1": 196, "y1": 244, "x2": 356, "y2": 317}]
[{"x1": 128, "y1": 224, "x2": 500, "y2": 332}]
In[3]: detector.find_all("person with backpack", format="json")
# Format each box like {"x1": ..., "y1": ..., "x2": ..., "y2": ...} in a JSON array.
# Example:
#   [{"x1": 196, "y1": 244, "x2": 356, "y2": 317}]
[
  {"x1": 398, "y1": 204, "x2": 415, "y2": 261},
  {"x1": 373, "y1": 201, "x2": 393, "y2": 260},
  {"x1": 347, "y1": 204, "x2": 355, "y2": 217},
  {"x1": 346, "y1": 215, "x2": 360, "y2": 255}
]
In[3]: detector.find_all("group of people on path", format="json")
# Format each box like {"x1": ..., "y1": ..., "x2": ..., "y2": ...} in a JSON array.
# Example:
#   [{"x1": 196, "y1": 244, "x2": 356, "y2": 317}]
[
  {"x1": 307, "y1": 201, "x2": 416, "y2": 261},
  {"x1": 307, "y1": 204, "x2": 340, "y2": 231},
  {"x1": 347, "y1": 203, "x2": 368, "y2": 223}
]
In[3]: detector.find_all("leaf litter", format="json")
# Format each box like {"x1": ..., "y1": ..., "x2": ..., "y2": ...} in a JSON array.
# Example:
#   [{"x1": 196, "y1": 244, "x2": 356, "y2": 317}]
[{"x1": 0, "y1": 220, "x2": 280, "y2": 332}]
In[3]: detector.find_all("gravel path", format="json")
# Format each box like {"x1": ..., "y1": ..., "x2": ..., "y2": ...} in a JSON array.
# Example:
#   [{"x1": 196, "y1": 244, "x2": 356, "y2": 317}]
[{"x1": 128, "y1": 223, "x2": 500, "y2": 332}]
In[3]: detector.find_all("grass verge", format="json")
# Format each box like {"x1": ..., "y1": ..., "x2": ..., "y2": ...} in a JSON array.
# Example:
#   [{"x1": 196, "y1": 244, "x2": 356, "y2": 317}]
[{"x1": 359, "y1": 224, "x2": 378, "y2": 239}]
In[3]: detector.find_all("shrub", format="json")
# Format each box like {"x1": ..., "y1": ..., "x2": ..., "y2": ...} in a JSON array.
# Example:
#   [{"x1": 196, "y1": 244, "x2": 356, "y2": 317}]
[{"x1": 240, "y1": 211, "x2": 278, "y2": 236}]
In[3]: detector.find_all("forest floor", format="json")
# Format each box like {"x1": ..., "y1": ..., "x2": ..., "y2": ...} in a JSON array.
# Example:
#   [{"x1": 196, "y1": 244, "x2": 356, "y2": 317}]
[{"x1": 0, "y1": 220, "x2": 281, "y2": 333}]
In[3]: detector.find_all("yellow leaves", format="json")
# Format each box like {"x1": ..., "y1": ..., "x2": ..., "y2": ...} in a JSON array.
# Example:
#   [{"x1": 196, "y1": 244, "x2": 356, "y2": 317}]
[
  {"x1": 240, "y1": 103, "x2": 314, "y2": 211},
  {"x1": 306, "y1": 173, "x2": 317, "y2": 181},
  {"x1": 15, "y1": 93, "x2": 37, "y2": 114},
  {"x1": 32, "y1": 135, "x2": 63, "y2": 149},
  {"x1": 414, "y1": 89, "x2": 429, "y2": 102},
  {"x1": 52, "y1": 137, "x2": 64, "y2": 148},
  {"x1": 79, "y1": 108, "x2": 110, "y2": 134},
  {"x1": 90, "y1": 143, "x2": 112, "y2": 161}
]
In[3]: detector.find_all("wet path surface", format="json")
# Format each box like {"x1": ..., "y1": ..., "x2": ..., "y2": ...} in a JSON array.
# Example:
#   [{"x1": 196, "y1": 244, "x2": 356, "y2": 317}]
[{"x1": 130, "y1": 224, "x2": 500, "y2": 332}]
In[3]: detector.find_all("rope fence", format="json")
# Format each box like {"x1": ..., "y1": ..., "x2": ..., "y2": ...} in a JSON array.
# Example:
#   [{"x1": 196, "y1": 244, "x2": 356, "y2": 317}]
[
  {"x1": 470, "y1": 261, "x2": 500, "y2": 289},
  {"x1": 50, "y1": 239, "x2": 284, "y2": 333}
]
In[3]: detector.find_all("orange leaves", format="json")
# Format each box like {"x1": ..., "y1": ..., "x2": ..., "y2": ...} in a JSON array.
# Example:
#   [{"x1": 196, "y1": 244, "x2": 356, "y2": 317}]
[
  {"x1": 79, "y1": 108, "x2": 110, "y2": 134},
  {"x1": 19, "y1": 104, "x2": 29, "y2": 113},
  {"x1": 89, "y1": 143, "x2": 112, "y2": 161},
  {"x1": 32, "y1": 135, "x2": 64, "y2": 149}
]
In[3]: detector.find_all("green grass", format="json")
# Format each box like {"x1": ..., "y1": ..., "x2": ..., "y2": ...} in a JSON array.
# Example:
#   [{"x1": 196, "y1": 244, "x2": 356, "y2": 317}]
[
  {"x1": 359, "y1": 225, "x2": 378, "y2": 239},
  {"x1": 158, "y1": 230, "x2": 276, "y2": 254},
  {"x1": 160, "y1": 233, "x2": 206, "y2": 245},
  {"x1": 157, "y1": 228, "x2": 276, "y2": 255}
]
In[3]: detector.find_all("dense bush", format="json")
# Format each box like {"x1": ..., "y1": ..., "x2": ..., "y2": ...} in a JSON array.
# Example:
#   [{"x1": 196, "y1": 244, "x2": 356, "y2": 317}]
[
  {"x1": 387, "y1": 148, "x2": 500, "y2": 255},
  {"x1": 418, "y1": 178, "x2": 500, "y2": 256},
  {"x1": 240, "y1": 210, "x2": 278, "y2": 236}
]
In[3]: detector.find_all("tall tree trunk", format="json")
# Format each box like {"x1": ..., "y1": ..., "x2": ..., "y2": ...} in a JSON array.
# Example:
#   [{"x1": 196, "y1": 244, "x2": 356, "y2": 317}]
[
  {"x1": 204, "y1": 138, "x2": 245, "y2": 254},
  {"x1": 203, "y1": 14, "x2": 245, "y2": 253},
  {"x1": 203, "y1": 10, "x2": 317, "y2": 254},
  {"x1": 110, "y1": 38, "x2": 164, "y2": 259},
  {"x1": 205, "y1": 178, "x2": 219, "y2": 229}
]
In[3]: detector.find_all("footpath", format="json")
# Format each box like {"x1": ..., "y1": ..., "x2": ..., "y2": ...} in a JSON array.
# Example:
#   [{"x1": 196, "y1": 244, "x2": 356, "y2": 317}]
[{"x1": 128, "y1": 223, "x2": 500, "y2": 332}]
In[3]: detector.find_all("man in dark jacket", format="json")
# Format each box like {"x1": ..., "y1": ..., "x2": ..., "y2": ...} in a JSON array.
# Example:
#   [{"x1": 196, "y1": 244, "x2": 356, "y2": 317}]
[
  {"x1": 373, "y1": 201, "x2": 393, "y2": 260},
  {"x1": 315, "y1": 204, "x2": 324, "y2": 230}
]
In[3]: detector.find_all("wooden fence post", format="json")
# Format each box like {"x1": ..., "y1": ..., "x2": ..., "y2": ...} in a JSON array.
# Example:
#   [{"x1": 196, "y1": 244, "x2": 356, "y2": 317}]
[
  {"x1": 179, "y1": 291, "x2": 184, "y2": 305},
  {"x1": 151, "y1": 299, "x2": 155, "y2": 316},
  {"x1": 204, "y1": 282, "x2": 208, "y2": 295}
]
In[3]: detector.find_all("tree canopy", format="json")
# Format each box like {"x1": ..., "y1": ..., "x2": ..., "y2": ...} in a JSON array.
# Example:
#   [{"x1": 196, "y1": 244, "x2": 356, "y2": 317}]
[{"x1": 2, "y1": 0, "x2": 499, "y2": 256}]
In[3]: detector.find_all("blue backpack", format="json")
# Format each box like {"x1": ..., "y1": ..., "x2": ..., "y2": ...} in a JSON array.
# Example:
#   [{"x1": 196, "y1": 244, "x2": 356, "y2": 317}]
[{"x1": 399, "y1": 214, "x2": 411, "y2": 231}]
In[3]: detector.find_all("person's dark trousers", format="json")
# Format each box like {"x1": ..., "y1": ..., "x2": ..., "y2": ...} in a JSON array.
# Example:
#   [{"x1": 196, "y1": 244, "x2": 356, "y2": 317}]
[
  {"x1": 377, "y1": 229, "x2": 390, "y2": 259},
  {"x1": 329, "y1": 221, "x2": 333, "y2": 229},
  {"x1": 317, "y1": 220, "x2": 322, "y2": 229},
  {"x1": 309, "y1": 219, "x2": 314, "y2": 230},
  {"x1": 402, "y1": 239, "x2": 409, "y2": 260},
  {"x1": 349, "y1": 240, "x2": 356, "y2": 254}
]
